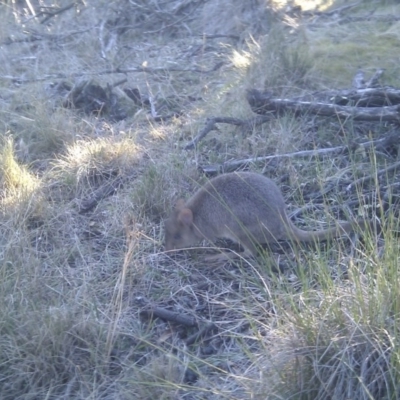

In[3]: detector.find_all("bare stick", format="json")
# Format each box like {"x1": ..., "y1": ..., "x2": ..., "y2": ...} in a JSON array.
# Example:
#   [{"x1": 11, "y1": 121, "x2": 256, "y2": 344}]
[
  {"x1": 184, "y1": 115, "x2": 271, "y2": 150},
  {"x1": 1, "y1": 27, "x2": 95, "y2": 46},
  {"x1": 346, "y1": 161, "x2": 400, "y2": 191},
  {"x1": 137, "y1": 297, "x2": 217, "y2": 343},
  {"x1": 247, "y1": 89, "x2": 400, "y2": 122},
  {"x1": 140, "y1": 305, "x2": 199, "y2": 327},
  {"x1": 200, "y1": 132, "x2": 400, "y2": 174},
  {"x1": 78, "y1": 177, "x2": 124, "y2": 214},
  {"x1": 0, "y1": 62, "x2": 224, "y2": 84},
  {"x1": 40, "y1": 2, "x2": 77, "y2": 24},
  {"x1": 203, "y1": 146, "x2": 346, "y2": 174}
]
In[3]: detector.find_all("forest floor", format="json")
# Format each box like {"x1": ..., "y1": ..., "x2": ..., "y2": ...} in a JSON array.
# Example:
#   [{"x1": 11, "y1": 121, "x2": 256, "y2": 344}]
[{"x1": 1, "y1": 0, "x2": 400, "y2": 399}]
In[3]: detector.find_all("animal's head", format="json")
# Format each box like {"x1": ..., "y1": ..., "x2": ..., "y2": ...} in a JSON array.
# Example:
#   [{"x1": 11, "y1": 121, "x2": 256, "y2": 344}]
[{"x1": 164, "y1": 200, "x2": 198, "y2": 251}]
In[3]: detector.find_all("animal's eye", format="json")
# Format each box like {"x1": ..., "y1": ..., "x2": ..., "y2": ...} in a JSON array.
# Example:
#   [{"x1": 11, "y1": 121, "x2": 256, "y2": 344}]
[{"x1": 173, "y1": 233, "x2": 181, "y2": 240}]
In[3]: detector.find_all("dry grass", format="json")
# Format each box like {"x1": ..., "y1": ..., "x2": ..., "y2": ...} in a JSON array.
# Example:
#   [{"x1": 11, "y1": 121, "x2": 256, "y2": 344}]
[{"x1": 1, "y1": 0, "x2": 400, "y2": 398}]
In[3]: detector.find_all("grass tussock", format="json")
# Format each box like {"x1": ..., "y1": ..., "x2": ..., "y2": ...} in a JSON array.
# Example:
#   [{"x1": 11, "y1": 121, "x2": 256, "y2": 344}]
[
  {"x1": 53, "y1": 136, "x2": 143, "y2": 189},
  {"x1": 0, "y1": 137, "x2": 45, "y2": 229},
  {"x1": 271, "y1": 275, "x2": 400, "y2": 398},
  {"x1": 62, "y1": 137, "x2": 141, "y2": 175},
  {"x1": 0, "y1": 137, "x2": 39, "y2": 195},
  {"x1": 1, "y1": 0, "x2": 400, "y2": 398},
  {"x1": 0, "y1": 307, "x2": 109, "y2": 399},
  {"x1": 246, "y1": 26, "x2": 314, "y2": 93}
]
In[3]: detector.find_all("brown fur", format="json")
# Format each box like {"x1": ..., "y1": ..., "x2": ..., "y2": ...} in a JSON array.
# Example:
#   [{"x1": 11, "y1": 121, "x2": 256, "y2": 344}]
[{"x1": 164, "y1": 172, "x2": 367, "y2": 256}]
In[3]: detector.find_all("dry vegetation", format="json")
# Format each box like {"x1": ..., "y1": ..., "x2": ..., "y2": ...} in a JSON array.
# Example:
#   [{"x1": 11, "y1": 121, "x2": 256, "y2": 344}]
[{"x1": 1, "y1": 0, "x2": 400, "y2": 398}]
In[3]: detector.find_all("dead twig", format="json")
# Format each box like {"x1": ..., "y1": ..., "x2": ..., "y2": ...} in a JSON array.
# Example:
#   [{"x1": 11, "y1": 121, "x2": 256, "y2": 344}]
[
  {"x1": 184, "y1": 115, "x2": 271, "y2": 150},
  {"x1": 202, "y1": 146, "x2": 347, "y2": 175},
  {"x1": 0, "y1": 62, "x2": 224, "y2": 84},
  {"x1": 198, "y1": 34, "x2": 240, "y2": 40},
  {"x1": 78, "y1": 176, "x2": 125, "y2": 214},
  {"x1": 247, "y1": 89, "x2": 400, "y2": 123},
  {"x1": 40, "y1": 2, "x2": 77, "y2": 24},
  {"x1": 137, "y1": 297, "x2": 217, "y2": 344},
  {"x1": 1, "y1": 27, "x2": 95, "y2": 46},
  {"x1": 346, "y1": 161, "x2": 400, "y2": 192},
  {"x1": 140, "y1": 305, "x2": 198, "y2": 327},
  {"x1": 200, "y1": 132, "x2": 400, "y2": 174}
]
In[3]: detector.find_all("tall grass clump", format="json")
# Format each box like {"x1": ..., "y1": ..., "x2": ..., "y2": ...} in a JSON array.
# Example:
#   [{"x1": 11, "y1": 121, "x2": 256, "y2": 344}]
[
  {"x1": 0, "y1": 137, "x2": 39, "y2": 196},
  {"x1": 245, "y1": 25, "x2": 314, "y2": 94},
  {"x1": 257, "y1": 217, "x2": 400, "y2": 399},
  {"x1": 0, "y1": 137, "x2": 45, "y2": 236}
]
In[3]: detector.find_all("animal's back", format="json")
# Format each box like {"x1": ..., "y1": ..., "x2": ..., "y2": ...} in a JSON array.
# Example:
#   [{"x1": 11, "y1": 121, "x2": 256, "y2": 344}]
[{"x1": 186, "y1": 172, "x2": 291, "y2": 242}]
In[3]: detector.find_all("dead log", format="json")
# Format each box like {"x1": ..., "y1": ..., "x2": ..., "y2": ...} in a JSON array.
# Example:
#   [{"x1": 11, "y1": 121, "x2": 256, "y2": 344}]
[
  {"x1": 330, "y1": 88, "x2": 400, "y2": 108},
  {"x1": 247, "y1": 89, "x2": 400, "y2": 122}
]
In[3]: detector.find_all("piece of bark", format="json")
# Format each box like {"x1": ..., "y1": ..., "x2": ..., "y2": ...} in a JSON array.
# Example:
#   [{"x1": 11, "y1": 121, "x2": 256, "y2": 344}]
[
  {"x1": 79, "y1": 176, "x2": 124, "y2": 214},
  {"x1": 137, "y1": 298, "x2": 218, "y2": 344},
  {"x1": 140, "y1": 306, "x2": 199, "y2": 327}
]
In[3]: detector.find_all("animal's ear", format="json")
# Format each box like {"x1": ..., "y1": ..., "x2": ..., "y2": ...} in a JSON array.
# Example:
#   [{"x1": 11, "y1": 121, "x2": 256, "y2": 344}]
[
  {"x1": 175, "y1": 199, "x2": 186, "y2": 211},
  {"x1": 178, "y1": 208, "x2": 193, "y2": 226}
]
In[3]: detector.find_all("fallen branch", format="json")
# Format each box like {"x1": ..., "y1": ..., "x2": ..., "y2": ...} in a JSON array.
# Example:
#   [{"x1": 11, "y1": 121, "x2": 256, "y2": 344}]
[
  {"x1": 329, "y1": 87, "x2": 400, "y2": 108},
  {"x1": 140, "y1": 304, "x2": 198, "y2": 327},
  {"x1": 197, "y1": 33, "x2": 240, "y2": 40},
  {"x1": 184, "y1": 115, "x2": 271, "y2": 150},
  {"x1": 199, "y1": 131, "x2": 400, "y2": 174},
  {"x1": 40, "y1": 2, "x2": 77, "y2": 24},
  {"x1": 137, "y1": 297, "x2": 218, "y2": 344},
  {"x1": 201, "y1": 146, "x2": 346, "y2": 175},
  {"x1": 337, "y1": 14, "x2": 400, "y2": 25},
  {"x1": 346, "y1": 160, "x2": 400, "y2": 192},
  {"x1": 0, "y1": 62, "x2": 224, "y2": 84},
  {"x1": 1, "y1": 27, "x2": 96, "y2": 46},
  {"x1": 247, "y1": 89, "x2": 400, "y2": 122},
  {"x1": 78, "y1": 176, "x2": 124, "y2": 214}
]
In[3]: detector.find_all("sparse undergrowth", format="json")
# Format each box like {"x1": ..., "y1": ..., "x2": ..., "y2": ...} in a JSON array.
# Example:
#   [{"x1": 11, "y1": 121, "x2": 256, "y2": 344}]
[{"x1": 1, "y1": 0, "x2": 400, "y2": 399}]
